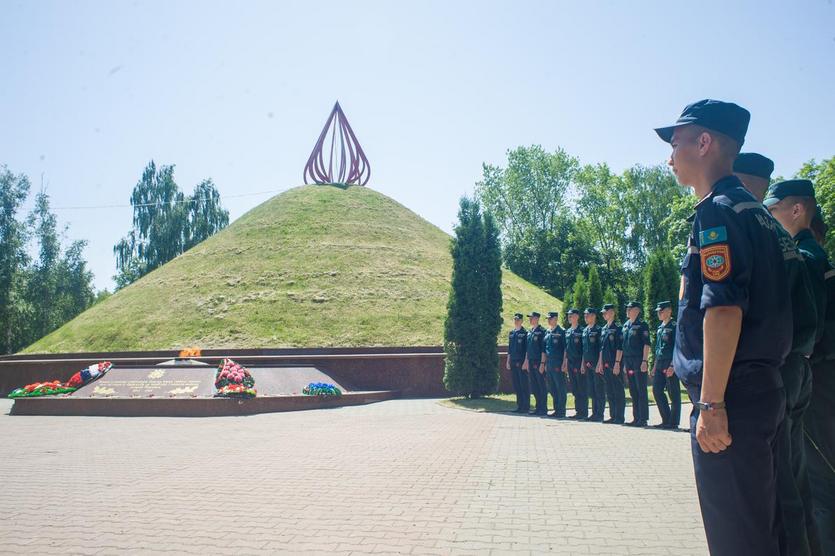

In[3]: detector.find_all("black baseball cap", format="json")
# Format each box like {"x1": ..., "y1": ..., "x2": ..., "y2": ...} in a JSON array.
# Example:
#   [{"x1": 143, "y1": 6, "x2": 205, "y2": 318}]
[
  {"x1": 655, "y1": 99, "x2": 750, "y2": 146},
  {"x1": 734, "y1": 153, "x2": 774, "y2": 180}
]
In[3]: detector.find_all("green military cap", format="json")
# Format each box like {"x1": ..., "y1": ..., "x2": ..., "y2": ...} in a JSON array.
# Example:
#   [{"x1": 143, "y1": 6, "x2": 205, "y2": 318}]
[
  {"x1": 546, "y1": 311, "x2": 559, "y2": 319},
  {"x1": 513, "y1": 313, "x2": 523, "y2": 320},
  {"x1": 625, "y1": 300, "x2": 642, "y2": 309},
  {"x1": 583, "y1": 307, "x2": 597, "y2": 315},
  {"x1": 601, "y1": 303, "x2": 615, "y2": 312},
  {"x1": 764, "y1": 179, "x2": 816, "y2": 207},
  {"x1": 527, "y1": 311, "x2": 541, "y2": 318},
  {"x1": 733, "y1": 153, "x2": 774, "y2": 180},
  {"x1": 566, "y1": 308, "x2": 580, "y2": 316},
  {"x1": 655, "y1": 300, "x2": 672, "y2": 311}
]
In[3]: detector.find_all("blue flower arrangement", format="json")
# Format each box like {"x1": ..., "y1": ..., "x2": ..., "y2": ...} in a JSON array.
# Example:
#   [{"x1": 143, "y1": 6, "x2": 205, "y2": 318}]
[{"x1": 302, "y1": 382, "x2": 342, "y2": 396}]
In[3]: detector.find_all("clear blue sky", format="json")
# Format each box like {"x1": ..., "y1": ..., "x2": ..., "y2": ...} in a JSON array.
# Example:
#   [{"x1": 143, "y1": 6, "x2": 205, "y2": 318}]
[{"x1": 2, "y1": 0, "x2": 833, "y2": 291}]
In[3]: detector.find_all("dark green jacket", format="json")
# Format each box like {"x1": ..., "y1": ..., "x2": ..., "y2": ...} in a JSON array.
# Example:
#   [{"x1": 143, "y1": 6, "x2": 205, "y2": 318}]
[
  {"x1": 582, "y1": 324, "x2": 602, "y2": 365},
  {"x1": 654, "y1": 319, "x2": 676, "y2": 364},
  {"x1": 544, "y1": 326, "x2": 566, "y2": 368},
  {"x1": 774, "y1": 223, "x2": 817, "y2": 357},
  {"x1": 795, "y1": 229, "x2": 835, "y2": 360}
]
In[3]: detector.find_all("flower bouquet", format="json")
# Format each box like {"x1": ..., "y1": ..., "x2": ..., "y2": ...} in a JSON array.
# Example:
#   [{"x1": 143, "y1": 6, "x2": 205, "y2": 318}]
[
  {"x1": 67, "y1": 361, "x2": 112, "y2": 388},
  {"x1": 9, "y1": 380, "x2": 77, "y2": 398},
  {"x1": 302, "y1": 382, "x2": 342, "y2": 396},
  {"x1": 214, "y1": 358, "x2": 256, "y2": 398}
]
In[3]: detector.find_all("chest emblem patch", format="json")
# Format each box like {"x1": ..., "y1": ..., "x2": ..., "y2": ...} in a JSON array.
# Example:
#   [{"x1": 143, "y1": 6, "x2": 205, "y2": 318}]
[{"x1": 701, "y1": 244, "x2": 731, "y2": 281}]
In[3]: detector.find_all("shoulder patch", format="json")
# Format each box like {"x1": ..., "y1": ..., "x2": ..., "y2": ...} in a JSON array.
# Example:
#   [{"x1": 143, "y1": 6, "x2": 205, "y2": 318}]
[
  {"x1": 701, "y1": 244, "x2": 732, "y2": 281},
  {"x1": 699, "y1": 226, "x2": 727, "y2": 247}
]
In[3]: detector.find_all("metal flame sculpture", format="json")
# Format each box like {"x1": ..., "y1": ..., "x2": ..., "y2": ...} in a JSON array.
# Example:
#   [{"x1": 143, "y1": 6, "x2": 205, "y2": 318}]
[{"x1": 303, "y1": 101, "x2": 370, "y2": 186}]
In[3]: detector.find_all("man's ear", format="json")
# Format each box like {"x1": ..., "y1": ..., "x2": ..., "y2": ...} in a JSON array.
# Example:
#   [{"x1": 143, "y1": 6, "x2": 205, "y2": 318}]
[{"x1": 697, "y1": 132, "x2": 712, "y2": 156}]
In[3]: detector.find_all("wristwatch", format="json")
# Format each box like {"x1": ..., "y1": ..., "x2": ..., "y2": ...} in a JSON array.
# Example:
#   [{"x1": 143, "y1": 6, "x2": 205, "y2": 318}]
[{"x1": 695, "y1": 401, "x2": 726, "y2": 412}]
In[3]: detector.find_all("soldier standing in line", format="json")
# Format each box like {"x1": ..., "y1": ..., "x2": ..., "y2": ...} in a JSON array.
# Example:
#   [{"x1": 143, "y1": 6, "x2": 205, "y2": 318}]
[
  {"x1": 507, "y1": 313, "x2": 529, "y2": 414},
  {"x1": 600, "y1": 303, "x2": 625, "y2": 424},
  {"x1": 564, "y1": 308, "x2": 586, "y2": 419},
  {"x1": 582, "y1": 308, "x2": 605, "y2": 422},
  {"x1": 651, "y1": 301, "x2": 680, "y2": 430},
  {"x1": 545, "y1": 311, "x2": 568, "y2": 419},
  {"x1": 524, "y1": 312, "x2": 548, "y2": 416},
  {"x1": 622, "y1": 301, "x2": 651, "y2": 427}
]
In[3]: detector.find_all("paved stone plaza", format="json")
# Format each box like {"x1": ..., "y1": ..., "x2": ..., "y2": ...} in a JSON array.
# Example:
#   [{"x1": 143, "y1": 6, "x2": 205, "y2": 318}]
[{"x1": 0, "y1": 398, "x2": 707, "y2": 555}]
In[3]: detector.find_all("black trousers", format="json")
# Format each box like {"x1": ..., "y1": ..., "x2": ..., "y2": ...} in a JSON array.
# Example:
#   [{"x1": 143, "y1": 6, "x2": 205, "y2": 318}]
[
  {"x1": 546, "y1": 364, "x2": 567, "y2": 417},
  {"x1": 624, "y1": 356, "x2": 648, "y2": 424},
  {"x1": 585, "y1": 362, "x2": 605, "y2": 419},
  {"x1": 510, "y1": 359, "x2": 529, "y2": 411},
  {"x1": 652, "y1": 359, "x2": 681, "y2": 427},
  {"x1": 603, "y1": 361, "x2": 626, "y2": 422},
  {"x1": 529, "y1": 364, "x2": 548, "y2": 414},
  {"x1": 775, "y1": 353, "x2": 821, "y2": 556},
  {"x1": 806, "y1": 359, "x2": 835, "y2": 556},
  {"x1": 687, "y1": 371, "x2": 785, "y2": 556},
  {"x1": 567, "y1": 359, "x2": 586, "y2": 417}
]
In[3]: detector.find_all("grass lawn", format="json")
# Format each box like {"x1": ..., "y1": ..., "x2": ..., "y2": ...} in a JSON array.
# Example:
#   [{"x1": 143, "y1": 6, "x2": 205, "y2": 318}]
[{"x1": 24, "y1": 185, "x2": 561, "y2": 353}]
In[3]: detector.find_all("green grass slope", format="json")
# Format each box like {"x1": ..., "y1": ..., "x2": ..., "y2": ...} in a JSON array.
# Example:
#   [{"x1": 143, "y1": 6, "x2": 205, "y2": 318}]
[{"x1": 24, "y1": 185, "x2": 561, "y2": 353}]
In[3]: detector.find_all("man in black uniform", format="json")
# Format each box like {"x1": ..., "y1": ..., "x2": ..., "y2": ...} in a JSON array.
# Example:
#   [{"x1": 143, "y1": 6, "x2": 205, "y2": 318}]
[
  {"x1": 544, "y1": 311, "x2": 568, "y2": 419},
  {"x1": 622, "y1": 301, "x2": 651, "y2": 427},
  {"x1": 507, "y1": 313, "x2": 529, "y2": 413},
  {"x1": 656, "y1": 99, "x2": 791, "y2": 555},
  {"x1": 767, "y1": 179, "x2": 835, "y2": 555},
  {"x1": 564, "y1": 308, "x2": 585, "y2": 419},
  {"x1": 524, "y1": 312, "x2": 548, "y2": 416},
  {"x1": 651, "y1": 301, "x2": 680, "y2": 430},
  {"x1": 582, "y1": 308, "x2": 605, "y2": 422},
  {"x1": 737, "y1": 155, "x2": 822, "y2": 556},
  {"x1": 600, "y1": 303, "x2": 625, "y2": 424}
]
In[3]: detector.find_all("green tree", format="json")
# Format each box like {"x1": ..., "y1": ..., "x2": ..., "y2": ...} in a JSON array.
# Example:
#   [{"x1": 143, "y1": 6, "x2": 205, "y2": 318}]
[
  {"x1": 114, "y1": 162, "x2": 229, "y2": 289},
  {"x1": 572, "y1": 272, "x2": 590, "y2": 312},
  {"x1": 643, "y1": 249, "x2": 680, "y2": 333},
  {"x1": 443, "y1": 197, "x2": 502, "y2": 397},
  {"x1": 55, "y1": 239, "x2": 95, "y2": 325},
  {"x1": 587, "y1": 265, "x2": 603, "y2": 311},
  {"x1": 603, "y1": 286, "x2": 617, "y2": 306},
  {"x1": 0, "y1": 166, "x2": 31, "y2": 353},
  {"x1": 475, "y1": 146, "x2": 584, "y2": 298},
  {"x1": 26, "y1": 191, "x2": 61, "y2": 343}
]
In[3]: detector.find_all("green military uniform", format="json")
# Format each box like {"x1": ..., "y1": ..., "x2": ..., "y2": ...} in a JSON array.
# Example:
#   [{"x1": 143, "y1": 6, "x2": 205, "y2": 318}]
[
  {"x1": 767, "y1": 179, "x2": 834, "y2": 555},
  {"x1": 651, "y1": 301, "x2": 680, "y2": 429}
]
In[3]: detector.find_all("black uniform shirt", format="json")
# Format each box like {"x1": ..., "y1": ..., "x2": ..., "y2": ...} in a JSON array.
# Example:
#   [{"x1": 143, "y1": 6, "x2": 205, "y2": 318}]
[
  {"x1": 600, "y1": 322, "x2": 623, "y2": 365},
  {"x1": 544, "y1": 326, "x2": 566, "y2": 367},
  {"x1": 622, "y1": 319, "x2": 650, "y2": 358},
  {"x1": 673, "y1": 175, "x2": 791, "y2": 388},
  {"x1": 526, "y1": 324, "x2": 547, "y2": 364},
  {"x1": 508, "y1": 327, "x2": 528, "y2": 362},
  {"x1": 565, "y1": 325, "x2": 584, "y2": 362}
]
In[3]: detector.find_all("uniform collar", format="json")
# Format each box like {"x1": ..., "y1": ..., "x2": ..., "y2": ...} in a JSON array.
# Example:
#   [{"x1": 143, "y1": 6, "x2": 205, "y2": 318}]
[
  {"x1": 690, "y1": 174, "x2": 742, "y2": 218},
  {"x1": 793, "y1": 228, "x2": 814, "y2": 243}
]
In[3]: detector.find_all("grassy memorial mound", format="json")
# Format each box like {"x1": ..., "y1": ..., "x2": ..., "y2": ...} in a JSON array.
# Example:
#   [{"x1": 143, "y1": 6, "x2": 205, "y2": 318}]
[{"x1": 23, "y1": 185, "x2": 560, "y2": 353}]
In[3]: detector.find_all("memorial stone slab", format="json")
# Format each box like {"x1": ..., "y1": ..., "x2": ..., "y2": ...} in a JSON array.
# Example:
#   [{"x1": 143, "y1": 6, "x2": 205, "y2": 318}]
[{"x1": 72, "y1": 367, "x2": 216, "y2": 398}]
